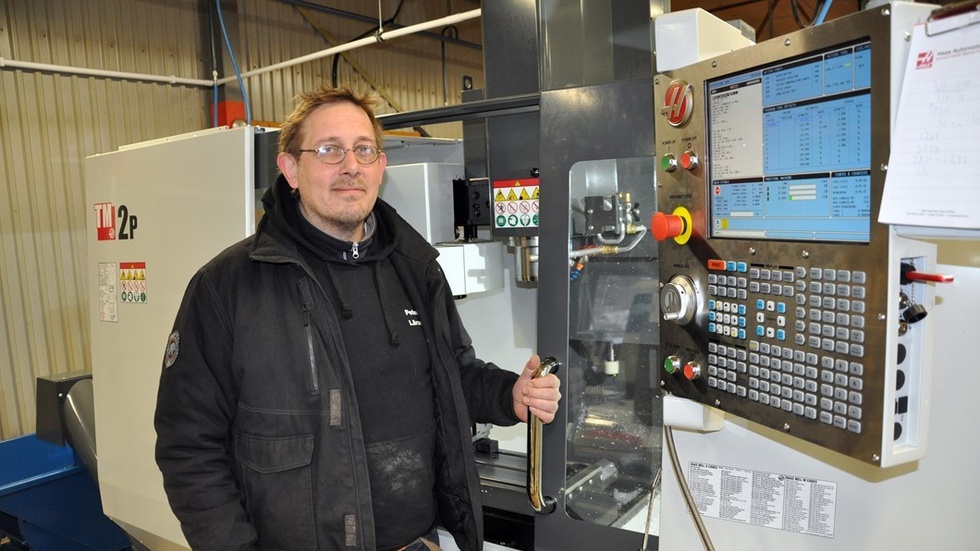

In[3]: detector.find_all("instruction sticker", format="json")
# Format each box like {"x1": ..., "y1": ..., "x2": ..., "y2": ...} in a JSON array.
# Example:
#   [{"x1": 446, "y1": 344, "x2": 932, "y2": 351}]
[
  {"x1": 98, "y1": 262, "x2": 118, "y2": 322},
  {"x1": 687, "y1": 462, "x2": 837, "y2": 538}
]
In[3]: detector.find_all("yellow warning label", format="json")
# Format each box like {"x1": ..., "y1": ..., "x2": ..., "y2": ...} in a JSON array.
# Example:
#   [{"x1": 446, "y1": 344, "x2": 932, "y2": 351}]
[
  {"x1": 519, "y1": 188, "x2": 530, "y2": 200},
  {"x1": 507, "y1": 189, "x2": 518, "y2": 201},
  {"x1": 532, "y1": 188, "x2": 540, "y2": 199},
  {"x1": 495, "y1": 190, "x2": 506, "y2": 201}
]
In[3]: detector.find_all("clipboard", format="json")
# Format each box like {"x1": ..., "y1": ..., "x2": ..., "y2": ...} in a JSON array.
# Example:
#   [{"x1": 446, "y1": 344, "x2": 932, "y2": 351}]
[
  {"x1": 878, "y1": 0, "x2": 980, "y2": 231},
  {"x1": 925, "y1": 0, "x2": 980, "y2": 36}
]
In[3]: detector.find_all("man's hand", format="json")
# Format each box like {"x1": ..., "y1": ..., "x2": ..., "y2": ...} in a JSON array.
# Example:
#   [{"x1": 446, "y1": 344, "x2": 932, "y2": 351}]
[{"x1": 512, "y1": 354, "x2": 562, "y2": 423}]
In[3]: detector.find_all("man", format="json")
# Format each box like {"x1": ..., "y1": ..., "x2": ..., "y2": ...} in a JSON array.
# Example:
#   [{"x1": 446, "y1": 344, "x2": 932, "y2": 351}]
[{"x1": 154, "y1": 84, "x2": 561, "y2": 551}]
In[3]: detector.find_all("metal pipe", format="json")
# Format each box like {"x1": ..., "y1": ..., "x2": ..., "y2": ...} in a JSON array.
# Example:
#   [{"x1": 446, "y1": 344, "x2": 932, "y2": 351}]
[
  {"x1": 278, "y1": 0, "x2": 482, "y2": 49},
  {"x1": 0, "y1": 57, "x2": 214, "y2": 87},
  {"x1": 216, "y1": 9, "x2": 481, "y2": 85},
  {"x1": 0, "y1": 9, "x2": 482, "y2": 89}
]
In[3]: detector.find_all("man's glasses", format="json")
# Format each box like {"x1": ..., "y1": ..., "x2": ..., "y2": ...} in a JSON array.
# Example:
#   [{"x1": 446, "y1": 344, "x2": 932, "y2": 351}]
[{"x1": 298, "y1": 144, "x2": 382, "y2": 165}]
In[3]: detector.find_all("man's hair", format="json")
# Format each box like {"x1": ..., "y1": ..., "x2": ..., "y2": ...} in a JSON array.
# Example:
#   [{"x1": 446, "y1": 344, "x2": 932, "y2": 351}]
[{"x1": 278, "y1": 84, "x2": 386, "y2": 157}]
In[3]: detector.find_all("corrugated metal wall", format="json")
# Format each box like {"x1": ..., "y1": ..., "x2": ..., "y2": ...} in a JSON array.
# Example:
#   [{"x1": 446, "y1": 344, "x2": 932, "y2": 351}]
[{"x1": 0, "y1": 0, "x2": 484, "y2": 440}]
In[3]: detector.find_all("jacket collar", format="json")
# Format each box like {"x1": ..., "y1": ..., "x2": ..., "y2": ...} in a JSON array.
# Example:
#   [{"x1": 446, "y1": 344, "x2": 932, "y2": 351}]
[{"x1": 250, "y1": 174, "x2": 438, "y2": 266}]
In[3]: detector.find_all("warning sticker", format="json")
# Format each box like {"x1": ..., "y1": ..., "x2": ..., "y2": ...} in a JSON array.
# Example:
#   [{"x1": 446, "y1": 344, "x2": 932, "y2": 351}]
[
  {"x1": 120, "y1": 261, "x2": 147, "y2": 304},
  {"x1": 493, "y1": 178, "x2": 540, "y2": 229},
  {"x1": 687, "y1": 462, "x2": 837, "y2": 538}
]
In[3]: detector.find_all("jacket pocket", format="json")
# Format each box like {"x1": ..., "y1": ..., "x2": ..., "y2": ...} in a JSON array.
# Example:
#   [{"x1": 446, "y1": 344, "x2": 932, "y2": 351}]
[{"x1": 235, "y1": 433, "x2": 316, "y2": 550}]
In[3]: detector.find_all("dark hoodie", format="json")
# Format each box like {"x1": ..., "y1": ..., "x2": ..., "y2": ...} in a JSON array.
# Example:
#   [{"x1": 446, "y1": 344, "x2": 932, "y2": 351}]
[
  {"x1": 154, "y1": 176, "x2": 521, "y2": 551},
  {"x1": 283, "y1": 185, "x2": 439, "y2": 549}
]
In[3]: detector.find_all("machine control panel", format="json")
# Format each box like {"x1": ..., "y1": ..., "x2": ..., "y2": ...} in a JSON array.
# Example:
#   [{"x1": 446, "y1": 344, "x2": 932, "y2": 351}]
[{"x1": 653, "y1": 6, "x2": 938, "y2": 467}]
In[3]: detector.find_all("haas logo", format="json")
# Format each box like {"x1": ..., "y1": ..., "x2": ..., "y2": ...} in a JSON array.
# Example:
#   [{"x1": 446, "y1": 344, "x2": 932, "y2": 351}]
[
  {"x1": 915, "y1": 51, "x2": 934, "y2": 70},
  {"x1": 662, "y1": 80, "x2": 694, "y2": 127},
  {"x1": 94, "y1": 202, "x2": 138, "y2": 240}
]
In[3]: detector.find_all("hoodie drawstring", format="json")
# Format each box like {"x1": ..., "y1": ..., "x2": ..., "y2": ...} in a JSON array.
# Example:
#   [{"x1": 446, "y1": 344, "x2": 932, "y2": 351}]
[
  {"x1": 324, "y1": 259, "x2": 401, "y2": 347},
  {"x1": 323, "y1": 263, "x2": 353, "y2": 319},
  {"x1": 373, "y1": 261, "x2": 400, "y2": 347}
]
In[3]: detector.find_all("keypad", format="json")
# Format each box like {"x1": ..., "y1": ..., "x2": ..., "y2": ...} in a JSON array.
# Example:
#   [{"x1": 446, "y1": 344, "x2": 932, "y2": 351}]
[{"x1": 705, "y1": 263, "x2": 868, "y2": 434}]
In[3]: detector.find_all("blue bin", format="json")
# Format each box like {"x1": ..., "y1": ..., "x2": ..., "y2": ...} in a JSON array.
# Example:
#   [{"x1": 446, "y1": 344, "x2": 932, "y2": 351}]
[{"x1": 0, "y1": 434, "x2": 131, "y2": 550}]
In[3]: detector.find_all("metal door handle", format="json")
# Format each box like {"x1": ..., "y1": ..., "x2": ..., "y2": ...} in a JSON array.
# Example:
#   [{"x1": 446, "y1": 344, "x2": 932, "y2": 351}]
[{"x1": 527, "y1": 356, "x2": 560, "y2": 514}]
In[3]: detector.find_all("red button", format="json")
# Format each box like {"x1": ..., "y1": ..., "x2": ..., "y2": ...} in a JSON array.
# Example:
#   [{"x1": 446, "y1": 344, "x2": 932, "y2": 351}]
[
  {"x1": 680, "y1": 151, "x2": 699, "y2": 170},
  {"x1": 652, "y1": 212, "x2": 686, "y2": 241},
  {"x1": 683, "y1": 362, "x2": 701, "y2": 380}
]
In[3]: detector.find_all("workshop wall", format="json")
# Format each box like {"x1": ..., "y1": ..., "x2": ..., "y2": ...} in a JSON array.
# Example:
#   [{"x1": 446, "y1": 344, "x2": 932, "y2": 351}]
[{"x1": 0, "y1": 0, "x2": 483, "y2": 440}]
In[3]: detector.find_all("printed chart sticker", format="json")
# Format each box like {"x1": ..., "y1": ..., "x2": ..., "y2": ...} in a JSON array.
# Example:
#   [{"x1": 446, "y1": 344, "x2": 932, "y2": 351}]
[
  {"x1": 493, "y1": 178, "x2": 540, "y2": 229},
  {"x1": 687, "y1": 462, "x2": 838, "y2": 538},
  {"x1": 98, "y1": 262, "x2": 118, "y2": 322}
]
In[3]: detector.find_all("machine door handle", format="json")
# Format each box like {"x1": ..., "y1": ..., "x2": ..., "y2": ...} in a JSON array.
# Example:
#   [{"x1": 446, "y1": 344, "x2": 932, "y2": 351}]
[{"x1": 527, "y1": 356, "x2": 560, "y2": 514}]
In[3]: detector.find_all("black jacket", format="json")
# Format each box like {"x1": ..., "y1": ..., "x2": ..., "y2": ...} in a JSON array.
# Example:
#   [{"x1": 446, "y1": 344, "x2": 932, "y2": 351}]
[{"x1": 154, "y1": 178, "x2": 520, "y2": 551}]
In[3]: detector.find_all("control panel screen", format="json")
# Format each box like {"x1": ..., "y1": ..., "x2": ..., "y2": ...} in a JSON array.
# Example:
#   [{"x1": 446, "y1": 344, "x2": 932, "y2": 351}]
[{"x1": 706, "y1": 40, "x2": 872, "y2": 243}]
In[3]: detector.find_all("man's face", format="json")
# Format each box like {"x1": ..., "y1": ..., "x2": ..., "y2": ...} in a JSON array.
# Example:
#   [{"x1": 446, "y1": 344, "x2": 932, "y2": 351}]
[{"x1": 277, "y1": 101, "x2": 387, "y2": 242}]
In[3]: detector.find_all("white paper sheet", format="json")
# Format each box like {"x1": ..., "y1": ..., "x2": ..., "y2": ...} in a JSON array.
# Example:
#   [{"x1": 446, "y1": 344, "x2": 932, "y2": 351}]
[{"x1": 879, "y1": 8, "x2": 980, "y2": 229}]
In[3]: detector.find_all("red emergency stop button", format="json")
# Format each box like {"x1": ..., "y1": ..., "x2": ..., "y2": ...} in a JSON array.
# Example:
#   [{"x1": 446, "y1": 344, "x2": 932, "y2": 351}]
[
  {"x1": 651, "y1": 207, "x2": 693, "y2": 245},
  {"x1": 652, "y1": 212, "x2": 686, "y2": 241}
]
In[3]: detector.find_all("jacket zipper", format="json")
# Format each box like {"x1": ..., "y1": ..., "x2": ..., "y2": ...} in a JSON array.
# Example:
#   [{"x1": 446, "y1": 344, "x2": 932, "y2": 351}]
[
  {"x1": 350, "y1": 241, "x2": 359, "y2": 260},
  {"x1": 298, "y1": 278, "x2": 320, "y2": 395},
  {"x1": 303, "y1": 309, "x2": 319, "y2": 394}
]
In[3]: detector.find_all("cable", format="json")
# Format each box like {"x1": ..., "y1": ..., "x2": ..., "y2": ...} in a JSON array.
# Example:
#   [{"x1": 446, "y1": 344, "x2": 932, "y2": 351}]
[
  {"x1": 664, "y1": 426, "x2": 716, "y2": 551},
  {"x1": 215, "y1": 0, "x2": 252, "y2": 126},
  {"x1": 331, "y1": 0, "x2": 405, "y2": 87},
  {"x1": 639, "y1": 467, "x2": 663, "y2": 551},
  {"x1": 208, "y1": 2, "x2": 219, "y2": 127},
  {"x1": 790, "y1": 0, "x2": 829, "y2": 28},
  {"x1": 813, "y1": 0, "x2": 835, "y2": 25},
  {"x1": 440, "y1": 25, "x2": 459, "y2": 106}
]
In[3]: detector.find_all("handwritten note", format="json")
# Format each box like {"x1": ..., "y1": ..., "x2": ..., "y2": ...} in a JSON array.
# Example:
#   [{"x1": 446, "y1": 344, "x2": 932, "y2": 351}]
[{"x1": 879, "y1": 12, "x2": 980, "y2": 229}]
